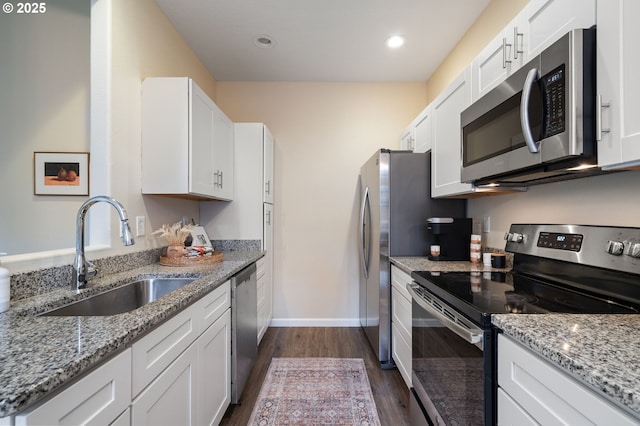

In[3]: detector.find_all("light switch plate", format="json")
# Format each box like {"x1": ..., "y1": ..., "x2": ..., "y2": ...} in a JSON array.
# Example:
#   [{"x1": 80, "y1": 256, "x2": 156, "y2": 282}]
[{"x1": 136, "y1": 216, "x2": 146, "y2": 237}]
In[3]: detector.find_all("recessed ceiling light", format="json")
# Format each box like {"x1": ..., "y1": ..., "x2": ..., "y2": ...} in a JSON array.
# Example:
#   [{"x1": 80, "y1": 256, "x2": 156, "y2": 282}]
[
  {"x1": 254, "y1": 35, "x2": 275, "y2": 49},
  {"x1": 386, "y1": 35, "x2": 405, "y2": 49}
]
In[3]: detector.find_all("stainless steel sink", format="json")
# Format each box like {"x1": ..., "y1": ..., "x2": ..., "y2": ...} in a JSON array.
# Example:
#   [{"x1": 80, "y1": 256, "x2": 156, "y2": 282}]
[{"x1": 41, "y1": 277, "x2": 196, "y2": 316}]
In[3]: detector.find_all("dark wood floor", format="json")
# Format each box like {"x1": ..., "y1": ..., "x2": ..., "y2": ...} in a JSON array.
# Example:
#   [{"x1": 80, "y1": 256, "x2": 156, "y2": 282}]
[{"x1": 221, "y1": 327, "x2": 410, "y2": 425}]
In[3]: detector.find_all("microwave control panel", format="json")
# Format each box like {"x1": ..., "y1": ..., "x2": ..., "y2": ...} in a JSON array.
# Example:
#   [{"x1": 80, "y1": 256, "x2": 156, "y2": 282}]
[{"x1": 543, "y1": 65, "x2": 565, "y2": 138}]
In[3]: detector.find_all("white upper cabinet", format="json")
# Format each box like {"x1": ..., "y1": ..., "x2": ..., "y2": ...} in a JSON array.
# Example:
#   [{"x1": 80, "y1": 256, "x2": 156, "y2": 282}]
[
  {"x1": 596, "y1": 0, "x2": 640, "y2": 169},
  {"x1": 472, "y1": 0, "x2": 595, "y2": 101},
  {"x1": 413, "y1": 105, "x2": 433, "y2": 154},
  {"x1": 263, "y1": 126, "x2": 275, "y2": 204},
  {"x1": 432, "y1": 66, "x2": 475, "y2": 198},
  {"x1": 142, "y1": 77, "x2": 234, "y2": 201},
  {"x1": 399, "y1": 125, "x2": 415, "y2": 151}
]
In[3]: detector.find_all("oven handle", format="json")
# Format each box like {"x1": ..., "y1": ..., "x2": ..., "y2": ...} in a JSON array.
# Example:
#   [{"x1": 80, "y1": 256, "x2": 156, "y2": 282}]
[
  {"x1": 520, "y1": 67, "x2": 540, "y2": 154},
  {"x1": 407, "y1": 283, "x2": 483, "y2": 345}
]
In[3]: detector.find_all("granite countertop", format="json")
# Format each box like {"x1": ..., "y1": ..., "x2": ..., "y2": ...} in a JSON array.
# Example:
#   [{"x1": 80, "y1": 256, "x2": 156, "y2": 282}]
[
  {"x1": 0, "y1": 250, "x2": 263, "y2": 418},
  {"x1": 493, "y1": 314, "x2": 640, "y2": 418},
  {"x1": 391, "y1": 255, "x2": 512, "y2": 275}
]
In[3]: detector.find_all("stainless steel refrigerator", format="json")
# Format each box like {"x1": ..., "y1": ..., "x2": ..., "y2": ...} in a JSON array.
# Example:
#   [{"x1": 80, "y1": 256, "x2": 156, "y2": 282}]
[{"x1": 358, "y1": 149, "x2": 466, "y2": 367}]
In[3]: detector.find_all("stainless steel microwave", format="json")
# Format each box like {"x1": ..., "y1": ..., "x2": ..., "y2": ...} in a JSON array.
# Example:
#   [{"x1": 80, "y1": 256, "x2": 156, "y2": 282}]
[{"x1": 461, "y1": 27, "x2": 598, "y2": 186}]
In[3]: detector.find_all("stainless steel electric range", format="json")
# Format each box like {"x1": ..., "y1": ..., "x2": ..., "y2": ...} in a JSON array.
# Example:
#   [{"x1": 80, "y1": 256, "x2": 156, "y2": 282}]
[{"x1": 407, "y1": 224, "x2": 640, "y2": 426}]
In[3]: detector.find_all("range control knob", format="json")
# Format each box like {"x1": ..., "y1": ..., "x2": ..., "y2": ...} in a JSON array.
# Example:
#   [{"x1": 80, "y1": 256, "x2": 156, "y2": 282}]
[
  {"x1": 624, "y1": 240, "x2": 640, "y2": 258},
  {"x1": 606, "y1": 240, "x2": 624, "y2": 256},
  {"x1": 504, "y1": 232, "x2": 512, "y2": 241},
  {"x1": 510, "y1": 232, "x2": 524, "y2": 243}
]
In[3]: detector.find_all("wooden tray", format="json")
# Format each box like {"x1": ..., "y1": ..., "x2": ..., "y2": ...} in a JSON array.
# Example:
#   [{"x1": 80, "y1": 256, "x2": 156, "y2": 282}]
[{"x1": 159, "y1": 251, "x2": 224, "y2": 266}]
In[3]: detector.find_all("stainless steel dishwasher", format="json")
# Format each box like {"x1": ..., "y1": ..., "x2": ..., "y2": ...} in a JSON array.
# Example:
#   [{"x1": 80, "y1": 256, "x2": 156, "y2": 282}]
[{"x1": 231, "y1": 263, "x2": 257, "y2": 404}]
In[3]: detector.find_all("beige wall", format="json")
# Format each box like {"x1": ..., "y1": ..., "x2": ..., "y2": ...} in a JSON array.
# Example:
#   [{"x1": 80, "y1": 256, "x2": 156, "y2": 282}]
[
  {"x1": 105, "y1": 0, "x2": 219, "y2": 256},
  {"x1": 217, "y1": 82, "x2": 427, "y2": 324}
]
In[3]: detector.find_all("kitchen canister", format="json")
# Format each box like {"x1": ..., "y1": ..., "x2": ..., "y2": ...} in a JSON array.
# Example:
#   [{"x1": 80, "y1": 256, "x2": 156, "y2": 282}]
[
  {"x1": 470, "y1": 234, "x2": 482, "y2": 264},
  {"x1": 0, "y1": 258, "x2": 9, "y2": 313}
]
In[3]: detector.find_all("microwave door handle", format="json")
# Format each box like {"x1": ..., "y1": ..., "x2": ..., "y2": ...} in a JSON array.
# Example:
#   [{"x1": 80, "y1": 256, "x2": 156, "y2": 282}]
[{"x1": 520, "y1": 68, "x2": 540, "y2": 153}]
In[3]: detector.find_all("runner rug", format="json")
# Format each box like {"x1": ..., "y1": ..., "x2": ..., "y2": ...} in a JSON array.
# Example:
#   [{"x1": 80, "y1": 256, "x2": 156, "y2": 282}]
[{"x1": 248, "y1": 357, "x2": 381, "y2": 425}]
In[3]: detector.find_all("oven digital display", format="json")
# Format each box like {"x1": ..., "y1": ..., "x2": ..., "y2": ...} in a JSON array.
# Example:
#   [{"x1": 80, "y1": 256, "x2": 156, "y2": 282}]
[{"x1": 537, "y1": 232, "x2": 583, "y2": 251}]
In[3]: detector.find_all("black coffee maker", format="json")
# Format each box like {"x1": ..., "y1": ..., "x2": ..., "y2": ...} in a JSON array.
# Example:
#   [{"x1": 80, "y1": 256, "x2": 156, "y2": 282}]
[{"x1": 426, "y1": 217, "x2": 472, "y2": 261}]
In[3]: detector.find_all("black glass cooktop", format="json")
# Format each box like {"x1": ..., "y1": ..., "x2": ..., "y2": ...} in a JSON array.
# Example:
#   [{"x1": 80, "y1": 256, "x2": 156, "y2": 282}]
[{"x1": 411, "y1": 270, "x2": 639, "y2": 326}]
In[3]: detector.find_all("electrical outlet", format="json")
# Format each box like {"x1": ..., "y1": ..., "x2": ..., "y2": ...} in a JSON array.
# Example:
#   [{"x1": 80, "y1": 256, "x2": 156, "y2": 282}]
[
  {"x1": 136, "y1": 216, "x2": 146, "y2": 237},
  {"x1": 482, "y1": 216, "x2": 490, "y2": 233}
]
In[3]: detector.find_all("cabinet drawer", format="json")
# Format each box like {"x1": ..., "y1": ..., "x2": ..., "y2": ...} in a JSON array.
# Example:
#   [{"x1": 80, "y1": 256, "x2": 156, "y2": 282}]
[
  {"x1": 198, "y1": 280, "x2": 231, "y2": 334},
  {"x1": 498, "y1": 334, "x2": 639, "y2": 425},
  {"x1": 132, "y1": 306, "x2": 198, "y2": 396},
  {"x1": 15, "y1": 349, "x2": 132, "y2": 426},
  {"x1": 391, "y1": 265, "x2": 412, "y2": 301}
]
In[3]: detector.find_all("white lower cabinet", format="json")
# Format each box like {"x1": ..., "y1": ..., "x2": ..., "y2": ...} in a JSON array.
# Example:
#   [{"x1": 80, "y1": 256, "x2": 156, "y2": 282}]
[
  {"x1": 131, "y1": 343, "x2": 198, "y2": 426},
  {"x1": 390, "y1": 266, "x2": 412, "y2": 388},
  {"x1": 14, "y1": 349, "x2": 132, "y2": 426},
  {"x1": 498, "y1": 334, "x2": 640, "y2": 425},
  {"x1": 12, "y1": 280, "x2": 234, "y2": 426},
  {"x1": 197, "y1": 309, "x2": 231, "y2": 426}
]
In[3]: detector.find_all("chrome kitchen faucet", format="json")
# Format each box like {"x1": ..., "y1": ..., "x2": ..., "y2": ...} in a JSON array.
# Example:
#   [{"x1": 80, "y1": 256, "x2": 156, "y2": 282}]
[{"x1": 74, "y1": 196, "x2": 135, "y2": 290}]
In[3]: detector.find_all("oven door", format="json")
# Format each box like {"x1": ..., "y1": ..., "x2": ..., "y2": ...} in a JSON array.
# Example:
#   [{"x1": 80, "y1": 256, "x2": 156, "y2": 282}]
[{"x1": 408, "y1": 283, "x2": 489, "y2": 426}]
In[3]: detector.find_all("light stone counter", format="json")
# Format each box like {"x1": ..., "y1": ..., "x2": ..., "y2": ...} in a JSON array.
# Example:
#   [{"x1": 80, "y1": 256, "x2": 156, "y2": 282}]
[
  {"x1": 493, "y1": 314, "x2": 640, "y2": 419},
  {"x1": 0, "y1": 250, "x2": 263, "y2": 418},
  {"x1": 390, "y1": 255, "x2": 512, "y2": 275}
]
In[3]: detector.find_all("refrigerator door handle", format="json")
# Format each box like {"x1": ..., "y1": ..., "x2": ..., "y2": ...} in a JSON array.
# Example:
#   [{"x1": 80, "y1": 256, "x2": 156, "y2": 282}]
[{"x1": 360, "y1": 186, "x2": 371, "y2": 278}]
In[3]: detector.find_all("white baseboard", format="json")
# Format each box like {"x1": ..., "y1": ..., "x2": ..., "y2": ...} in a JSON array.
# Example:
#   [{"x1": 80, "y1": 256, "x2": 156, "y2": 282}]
[{"x1": 270, "y1": 318, "x2": 361, "y2": 327}]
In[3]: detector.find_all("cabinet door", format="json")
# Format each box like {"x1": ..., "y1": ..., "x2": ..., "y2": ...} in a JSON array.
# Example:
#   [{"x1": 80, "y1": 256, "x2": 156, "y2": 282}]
[
  {"x1": 413, "y1": 106, "x2": 432, "y2": 154},
  {"x1": 190, "y1": 81, "x2": 216, "y2": 197},
  {"x1": 15, "y1": 349, "x2": 132, "y2": 426},
  {"x1": 131, "y1": 343, "x2": 198, "y2": 426},
  {"x1": 399, "y1": 125, "x2": 415, "y2": 151},
  {"x1": 472, "y1": 0, "x2": 595, "y2": 101},
  {"x1": 261, "y1": 203, "x2": 274, "y2": 340},
  {"x1": 211, "y1": 103, "x2": 234, "y2": 200},
  {"x1": 520, "y1": 0, "x2": 595, "y2": 62},
  {"x1": 431, "y1": 67, "x2": 475, "y2": 197},
  {"x1": 263, "y1": 126, "x2": 274, "y2": 204},
  {"x1": 597, "y1": 0, "x2": 640, "y2": 169},
  {"x1": 197, "y1": 309, "x2": 231, "y2": 426},
  {"x1": 472, "y1": 27, "x2": 519, "y2": 101}
]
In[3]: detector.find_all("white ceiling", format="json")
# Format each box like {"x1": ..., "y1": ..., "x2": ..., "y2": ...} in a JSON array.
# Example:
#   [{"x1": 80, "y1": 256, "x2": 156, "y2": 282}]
[{"x1": 154, "y1": 0, "x2": 491, "y2": 82}]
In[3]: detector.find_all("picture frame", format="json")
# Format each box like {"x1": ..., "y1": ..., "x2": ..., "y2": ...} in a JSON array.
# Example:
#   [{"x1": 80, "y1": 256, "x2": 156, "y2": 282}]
[
  {"x1": 188, "y1": 225, "x2": 213, "y2": 248},
  {"x1": 34, "y1": 152, "x2": 90, "y2": 196}
]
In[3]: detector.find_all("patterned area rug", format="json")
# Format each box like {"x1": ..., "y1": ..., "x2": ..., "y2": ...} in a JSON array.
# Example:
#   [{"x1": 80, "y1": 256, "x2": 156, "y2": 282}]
[{"x1": 248, "y1": 357, "x2": 381, "y2": 425}]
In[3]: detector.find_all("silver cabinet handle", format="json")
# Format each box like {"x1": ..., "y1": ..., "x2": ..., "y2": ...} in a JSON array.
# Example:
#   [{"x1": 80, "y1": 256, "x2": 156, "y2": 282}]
[
  {"x1": 502, "y1": 37, "x2": 512, "y2": 69},
  {"x1": 265, "y1": 210, "x2": 271, "y2": 225},
  {"x1": 265, "y1": 180, "x2": 271, "y2": 195},
  {"x1": 520, "y1": 67, "x2": 540, "y2": 153},
  {"x1": 514, "y1": 27, "x2": 523, "y2": 60},
  {"x1": 219, "y1": 170, "x2": 223, "y2": 188},
  {"x1": 596, "y1": 95, "x2": 611, "y2": 141}
]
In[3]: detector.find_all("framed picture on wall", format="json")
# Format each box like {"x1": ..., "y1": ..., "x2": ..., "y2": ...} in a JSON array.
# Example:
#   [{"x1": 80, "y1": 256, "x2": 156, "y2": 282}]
[{"x1": 34, "y1": 152, "x2": 90, "y2": 196}]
